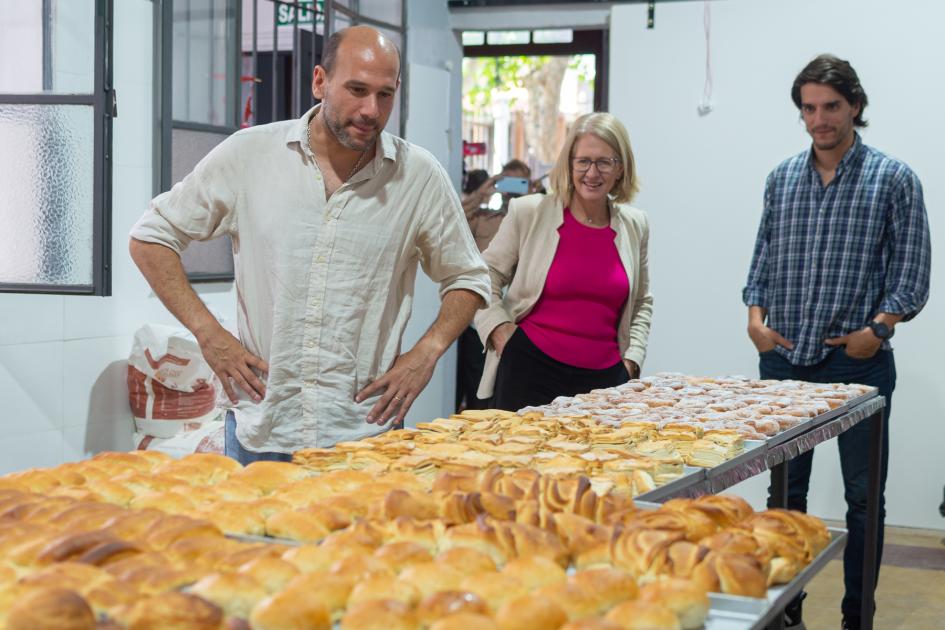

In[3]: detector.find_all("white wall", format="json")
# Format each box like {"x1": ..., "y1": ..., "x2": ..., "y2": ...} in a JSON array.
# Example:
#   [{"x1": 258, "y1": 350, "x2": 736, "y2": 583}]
[
  {"x1": 0, "y1": 1, "x2": 239, "y2": 473},
  {"x1": 398, "y1": 0, "x2": 467, "y2": 426},
  {"x1": 610, "y1": 0, "x2": 945, "y2": 530}
]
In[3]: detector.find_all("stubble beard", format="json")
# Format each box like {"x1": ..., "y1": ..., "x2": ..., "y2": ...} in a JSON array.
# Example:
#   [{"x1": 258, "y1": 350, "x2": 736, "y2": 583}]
[{"x1": 320, "y1": 100, "x2": 377, "y2": 153}]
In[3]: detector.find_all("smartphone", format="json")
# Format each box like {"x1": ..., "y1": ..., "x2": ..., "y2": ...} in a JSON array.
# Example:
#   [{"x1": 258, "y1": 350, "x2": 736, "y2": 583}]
[{"x1": 495, "y1": 176, "x2": 529, "y2": 195}]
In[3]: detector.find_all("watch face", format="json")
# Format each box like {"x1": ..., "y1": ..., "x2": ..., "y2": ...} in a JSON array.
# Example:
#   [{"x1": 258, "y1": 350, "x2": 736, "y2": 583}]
[{"x1": 870, "y1": 322, "x2": 890, "y2": 339}]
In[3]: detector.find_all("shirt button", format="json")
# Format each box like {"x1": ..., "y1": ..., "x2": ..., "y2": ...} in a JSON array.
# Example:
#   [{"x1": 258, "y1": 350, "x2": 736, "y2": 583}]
[
  {"x1": 306, "y1": 339, "x2": 315, "y2": 348},
  {"x1": 317, "y1": 255, "x2": 325, "y2": 263}
]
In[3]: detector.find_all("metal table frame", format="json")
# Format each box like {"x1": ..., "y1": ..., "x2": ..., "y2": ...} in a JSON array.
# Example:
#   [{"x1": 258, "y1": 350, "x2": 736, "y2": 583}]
[{"x1": 637, "y1": 393, "x2": 886, "y2": 630}]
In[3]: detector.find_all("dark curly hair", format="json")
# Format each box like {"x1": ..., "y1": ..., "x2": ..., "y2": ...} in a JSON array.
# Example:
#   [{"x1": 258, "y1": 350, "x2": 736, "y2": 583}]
[{"x1": 791, "y1": 54, "x2": 869, "y2": 128}]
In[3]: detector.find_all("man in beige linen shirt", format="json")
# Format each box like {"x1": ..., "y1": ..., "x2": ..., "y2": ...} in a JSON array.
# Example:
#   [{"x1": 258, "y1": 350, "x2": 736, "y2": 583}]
[{"x1": 129, "y1": 27, "x2": 489, "y2": 460}]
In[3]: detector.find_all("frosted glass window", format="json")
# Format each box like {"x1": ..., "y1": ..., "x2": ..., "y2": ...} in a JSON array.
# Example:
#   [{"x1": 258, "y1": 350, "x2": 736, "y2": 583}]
[
  {"x1": 171, "y1": 128, "x2": 234, "y2": 279},
  {"x1": 0, "y1": 0, "x2": 95, "y2": 94},
  {"x1": 0, "y1": 105, "x2": 94, "y2": 285}
]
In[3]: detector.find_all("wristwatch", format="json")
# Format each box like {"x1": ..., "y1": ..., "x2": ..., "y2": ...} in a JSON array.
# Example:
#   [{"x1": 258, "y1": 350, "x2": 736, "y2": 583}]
[{"x1": 867, "y1": 321, "x2": 894, "y2": 340}]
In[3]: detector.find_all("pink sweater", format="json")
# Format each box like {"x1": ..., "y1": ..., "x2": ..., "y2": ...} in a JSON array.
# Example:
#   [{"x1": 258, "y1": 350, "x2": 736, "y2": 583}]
[{"x1": 519, "y1": 208, "x2": 630, "y2": 369}]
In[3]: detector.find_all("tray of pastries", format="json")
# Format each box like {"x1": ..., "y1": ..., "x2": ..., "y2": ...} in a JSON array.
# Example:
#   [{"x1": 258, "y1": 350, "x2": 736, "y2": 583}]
[{"x1": 0, "y1": 453, "x2": 839, "y2": 630}]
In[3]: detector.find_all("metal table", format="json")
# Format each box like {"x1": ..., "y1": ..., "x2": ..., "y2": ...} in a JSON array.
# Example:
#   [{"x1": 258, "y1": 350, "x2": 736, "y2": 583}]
[{"x1": 636, "y1": 392, "x2": 885, "y2": 630}]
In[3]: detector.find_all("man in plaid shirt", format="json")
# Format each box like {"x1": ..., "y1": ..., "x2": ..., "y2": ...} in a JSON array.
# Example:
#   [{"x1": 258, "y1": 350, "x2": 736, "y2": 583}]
[{"x1": 743, "y1": 54, "x2": 931, "y2": 630}]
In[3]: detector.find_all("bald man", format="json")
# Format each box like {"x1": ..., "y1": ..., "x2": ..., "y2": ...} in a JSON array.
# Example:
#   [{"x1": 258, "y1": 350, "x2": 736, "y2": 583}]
[{"x1": 130, "y1": 27, "x2": 489, "y2": 463}]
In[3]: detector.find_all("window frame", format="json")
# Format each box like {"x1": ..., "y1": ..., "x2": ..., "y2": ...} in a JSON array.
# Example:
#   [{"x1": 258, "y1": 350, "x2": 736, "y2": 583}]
[
  {"x1": 153, "y1": 0, "x2": 242, "y2": 283},
  {"x1": 0, "y1": 0, "x2": 115, "y2": 296}
]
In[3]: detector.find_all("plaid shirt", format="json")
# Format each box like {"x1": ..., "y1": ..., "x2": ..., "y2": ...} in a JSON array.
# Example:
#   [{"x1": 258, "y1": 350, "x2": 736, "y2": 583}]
[{"x1": 743, "y1": 134, "x2": 931, "y2": 366}]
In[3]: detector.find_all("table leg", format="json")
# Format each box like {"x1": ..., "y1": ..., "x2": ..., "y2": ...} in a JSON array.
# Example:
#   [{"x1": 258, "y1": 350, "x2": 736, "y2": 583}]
[
  {"x1": 860, "y1": 408, "x2": 884, "y2": 630},
  {"x1": 770, "y1": 461, "x2": 789, "y2": 508}
]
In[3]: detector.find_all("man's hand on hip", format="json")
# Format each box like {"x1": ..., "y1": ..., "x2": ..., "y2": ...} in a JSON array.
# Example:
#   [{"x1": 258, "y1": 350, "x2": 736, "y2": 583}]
[
  {"x1": 195, "y1": 324, "x2": 269, "y2": 403},
  {"x1": 357, "y1": 344, "x2": 437, "y2": 428},
  {"x1": 489, "y1": 322, "x2": 517, "y2": 357},
  {"x1": 748, "y1": 321, "x2": 795, "y2": 353},
  {"x1": 825, "y1": 328, "x2": 882, "y2": 359}
]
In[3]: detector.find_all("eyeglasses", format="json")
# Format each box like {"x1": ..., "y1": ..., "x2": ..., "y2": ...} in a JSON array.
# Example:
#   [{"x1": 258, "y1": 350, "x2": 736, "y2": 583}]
[{"x1": 571, "y1": 157, "x2": 621, "y2": 175}]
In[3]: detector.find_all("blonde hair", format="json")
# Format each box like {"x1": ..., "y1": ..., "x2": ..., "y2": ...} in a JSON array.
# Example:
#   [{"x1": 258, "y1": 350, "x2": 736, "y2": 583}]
[{"x1": 548, "y1": 112, "x2": 640, "y2": 205}]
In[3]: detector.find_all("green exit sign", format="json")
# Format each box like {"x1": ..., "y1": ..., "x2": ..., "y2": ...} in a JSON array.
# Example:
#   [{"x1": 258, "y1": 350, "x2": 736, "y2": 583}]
[{"x1": 276, "y1": 0, "x2": 324, "y2": 26}]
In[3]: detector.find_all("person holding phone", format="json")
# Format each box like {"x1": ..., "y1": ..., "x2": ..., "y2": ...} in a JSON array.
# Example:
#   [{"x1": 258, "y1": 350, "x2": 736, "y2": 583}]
[
  {"x1": 475, "y1": 112, "x2": 652, "y2": 411},
  {"x1": 456, "y1": 159, "x2": 532, "y2": 410}
]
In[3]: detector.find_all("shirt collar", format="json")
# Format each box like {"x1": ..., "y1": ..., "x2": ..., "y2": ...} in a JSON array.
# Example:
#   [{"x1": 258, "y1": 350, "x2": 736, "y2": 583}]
[
  {"x1": 807, "y1": 131, "x2": 864, "y2": 176},
  {"x1": 288, "y1": 105, "x2": 398, "y2": 174}
]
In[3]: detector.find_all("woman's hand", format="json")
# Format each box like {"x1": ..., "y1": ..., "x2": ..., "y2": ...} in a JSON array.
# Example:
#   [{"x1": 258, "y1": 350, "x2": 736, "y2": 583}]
[
  {"x1": 623, "y1": 359, "x2": 640, "y2": 380},
  {"x1": 489, "y1": 322, "x2": 517, "y2": 357}
]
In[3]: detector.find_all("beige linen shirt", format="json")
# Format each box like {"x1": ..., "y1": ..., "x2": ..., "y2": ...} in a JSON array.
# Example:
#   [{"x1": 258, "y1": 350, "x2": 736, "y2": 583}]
[
  {"x1": 474, "y1": 193, "x2": 653, "y2": 399},
  {"x1": 131, "y1": 106, "x2": 490, "y2": 452}
]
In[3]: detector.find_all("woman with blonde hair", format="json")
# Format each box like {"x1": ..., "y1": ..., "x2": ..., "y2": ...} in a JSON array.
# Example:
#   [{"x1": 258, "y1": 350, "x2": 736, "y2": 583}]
[{"x1": 474, "y1": 112, "x2": 653, "y2": 411}]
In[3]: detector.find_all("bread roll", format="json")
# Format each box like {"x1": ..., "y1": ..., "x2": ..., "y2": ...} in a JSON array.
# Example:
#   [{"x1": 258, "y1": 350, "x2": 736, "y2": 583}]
[
  {"x1": 189, "y1": 572, "x2": 268, "y2": 618},
  {"x1": 429, "y1": 613, "x2": 499, "y2": 630},
  {"x1": 249, "y1": 588, "x2": 332, "y2": 630},
  {"x1": 373, "y1": 541, "x2": 433, "y2": 573},
  {"x1": 399, "y1": 561, "x2": 466, "y2": 599},
  {"x1": 691, "y1": 551, "x2": 767, "y2": 598},
  {"x1": 501, "y1": 555, "x2": 567, "y2": 590},
  {"x1": 435, "y1": 547, "x2": 498, "y2": 574},
  {"x1": 347, "y1": 575, "x2": 421, "y2": 608},
  {"x1": 459, "y1": 571, "x2": 528, "y2": 612},
  {"x1": 231, "y1": 461, "x2": 310, "y2": 494},
  {"x1": 265, "y1": 509, "x2": 331, "y2": 543},
  {"x1": 282, "y1": 572, "x2": 354, "y2": 617},
  {"x1": 330, "y1": 554, "x2": 394, "y2": 582},
  {"x1": 604, "y1": 600, "x2": 681, "y2": 630},
  {"x1": 559, "y1": 619, "x2": 624, "y2": 630},
  {"x1": 637, "y1": 579, "x2": 709, "y2": 630},
  {"x1": 113, "y1": 591, "x2": 224, "y2": 630},
  {"x1": 339, "y1": 599, "x2": 420, "y2": 630},
  {"x1": 495, "y1": 593, "x2": 568, "y2": 630},
  {"x1": 415, "y1": 590, "x2": 489, "y2": 626},
  {"x1": 569, "y1": 568, "x2": 638, "y2": 612},
  {"x1": 236, "y1": 556, "x2": 300, "y2": 594},
  {"x1": 5, "y1": 587, "x2": 97, "y2": 630}
]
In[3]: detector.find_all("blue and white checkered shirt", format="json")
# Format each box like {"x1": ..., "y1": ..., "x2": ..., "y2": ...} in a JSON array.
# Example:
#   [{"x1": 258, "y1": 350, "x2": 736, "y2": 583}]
[{"x1": 743, "y1": 134, "x2": 931, "y2": 366}]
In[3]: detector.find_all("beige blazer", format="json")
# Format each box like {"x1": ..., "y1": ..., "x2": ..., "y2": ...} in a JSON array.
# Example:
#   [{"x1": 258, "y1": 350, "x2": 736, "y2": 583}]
[{"x1": 474, "y1": 193, "x2": 653, "y2": 399}]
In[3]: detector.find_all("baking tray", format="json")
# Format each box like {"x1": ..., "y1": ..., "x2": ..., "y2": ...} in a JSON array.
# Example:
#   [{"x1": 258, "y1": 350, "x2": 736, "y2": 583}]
[
  {"x1": 767, "y1": 387, "x2": 878, "y2": 447},
  {"x1": 635, "y1": 465, "x2": 707, "y2": 502},
  {"x1": 706, "y1": 527, "x2": 847, "y2": 630},
  {"x1": 704, "y1": 440, "x2": 767, "y2": 479},
  {"x1": 226, "y1": 532, "x2": 304, "y2": 546}
]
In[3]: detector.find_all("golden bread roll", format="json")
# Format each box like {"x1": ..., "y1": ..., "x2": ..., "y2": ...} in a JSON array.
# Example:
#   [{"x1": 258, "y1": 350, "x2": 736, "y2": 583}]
[
  {"x1": 112, "y1": 591, "x2": 224, "y2": 630},
  {"x1": 330, "y1": 554, "x2": 395, "y2": 581},
  {"x1": 434, "y1": 546, "x2": 498, "y2": 573},
  {"x1": 604, "y1": 600, "x2": 681, "y2": 630},
  {"x1": 637, "y1": 579, "x2": 709, "y2": 630},
  {"x1": 664, "y1": 541, "x2": 710, "y2": 579},
  {"x1": 495, "y1": 593, "x2": 568, "y2": 630},
  {"x1": 5, "y1": 587, "x2": 96, "y2": 630},
  {"x1": 283, "y1": 572, "x2": 355, "y2": 616},
  {"x1": 610, "y1": 528, "x2": 686, "y2": 578},
  {"x1": 429, "y1": 613, "x2": 499, "y2": 630},
  {"x1": 372, "y1": 489, "x2": 439, "y2": 521},
  {"x1": 231, "y1": 461, "x2": 310, "y2": 494},
  {"x1": 691, "y1": 551, "x2": 767, "y2": 598},
  {"x1": 501, "y1": 555, "x2": 567, "y2": 589},
  {"x1": 237, "y1": 556, "x2": 300, "y2": 594},
  {"x1": 189, "y1": 572, "x2": 268, "y2": 618},
  {"x1": 415, "y1": 590, "x2": 490, "y2": 626},
  {"x1": 373, "y1": 541, "x2": 433, "y2": 572},
  {"x1": 127, "y1": 565, "x2": 209, "y2": 595},
  {"x1": 399, "y1": 561, "x2": 466, "y2": 599},
  {"x1": 339, "y1": 599, "x2": 420, "y2": 630},
  {"x1": 213, "y1": 544, "x2": 288, "y2": 573},
  {"x1": 265, "y1": 509, "x2": 331, "y2": 542},
  {"x1": 381, "y1": 516, "x2": 444, "y2": 552},
  {"x1": 18, "y1": 561, "x2": 113, "y2": 593},
  {"x1": 84, "y1": 579, "x2": 139, "y2": 614},
  {"x1": 560, "y1": 619, "x2": 624, "y2": 630},
  {"x1": 532, "y1": 580, "x2": 601, "y2": 621},
  {"x1": 213, "y1": 479, "x2": 264, "y2": 502},
  {"x1": 197, "y1": 502, "x2": 267, "y2": 536},
  {"x1": 283, "y1": 544, "x2": 349, "y2": 573},
  {"x1": 432, "y1": 470, "x2": 480, "y2": 494},
  {"x1": 347, "y1": 575, "x2": 421, "y2": 608},
  {"x1": 34, "y1": 530, "x2": 123, "y2": 565},
  {"x1": 249, "y1": 588, "x2": 331, "y2": 630},
  {"x1": 569, "y1": 568, "x2": 638, "y2": 612},
  {"x1": 458, "y1": 571, "x2": 528, "y2": 612},
  {"x1": 437, "y1": 491, "x2": 486, "y2": 525},
  {"x1": 142, "y1": 515, "x2": 223, "y2": 550}
]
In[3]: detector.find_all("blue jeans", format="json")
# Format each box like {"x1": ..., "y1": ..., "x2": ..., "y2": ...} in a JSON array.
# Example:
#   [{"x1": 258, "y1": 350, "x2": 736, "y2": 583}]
[
  {"x1": 224, "y1": 411, "x2": 293, "y2": 464},
  {"x1": 760, "y1": 347, "x2": 894, "y2": 620}
]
